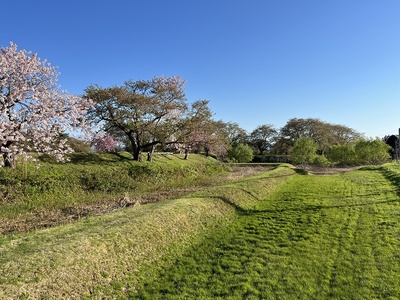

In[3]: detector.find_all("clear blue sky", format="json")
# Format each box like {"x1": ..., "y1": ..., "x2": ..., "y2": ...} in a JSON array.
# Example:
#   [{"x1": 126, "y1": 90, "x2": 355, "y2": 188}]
[{"x1": 3, "y1": 0, "x2": 400, "y2": 138}]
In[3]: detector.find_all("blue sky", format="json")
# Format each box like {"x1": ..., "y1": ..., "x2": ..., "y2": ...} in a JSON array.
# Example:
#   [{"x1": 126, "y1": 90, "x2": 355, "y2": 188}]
[{"x1": 2, "y1": 0, "x2": 400, "y2": 137}]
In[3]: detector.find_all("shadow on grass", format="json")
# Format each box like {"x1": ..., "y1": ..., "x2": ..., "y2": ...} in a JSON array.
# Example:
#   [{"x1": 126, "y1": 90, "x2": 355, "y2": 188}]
[
  {"x1": 377, "y1": 165, "x2": 400, "y2": 197},
  {"x1": 351, "y1": 165, "x2": 400, "y2": 198},
  {"x1": 207, "y1": 193, "x2": 400, "y2": 217},
  {"x1": 67, "y1": 152, "x2": 133, "y2": 163},
  {"x1": 160, "y1": 154, "x2": 174, "y2": 160},
  {"x1": 293, "y1": 168, "x2": 308, "y2": 175}
]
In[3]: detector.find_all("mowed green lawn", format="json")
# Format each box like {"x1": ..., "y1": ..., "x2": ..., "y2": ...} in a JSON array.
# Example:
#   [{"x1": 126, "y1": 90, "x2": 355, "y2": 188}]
[{"x1": 136, "y1": 166, "x2": 400, "y2": 299}]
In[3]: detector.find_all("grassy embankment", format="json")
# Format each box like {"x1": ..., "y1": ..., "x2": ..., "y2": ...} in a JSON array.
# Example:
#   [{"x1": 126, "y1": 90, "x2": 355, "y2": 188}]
[
  {"x1": 0, "y1": 154, "x2": 291, "y2": 299},
  {"x1": 0, "y1": 152, "x2": 235, "y2": 233},
  {"x1": 2, "y1": 156, "x2": 400, "y2": 299},
  {"x1": 136, "y1": 163, "x2": 400, "y2": 299}
]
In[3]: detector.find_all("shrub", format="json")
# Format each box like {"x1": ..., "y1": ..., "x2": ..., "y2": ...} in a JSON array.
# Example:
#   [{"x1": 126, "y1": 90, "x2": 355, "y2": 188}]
[
  {"x1": 327, "y1": 139, "x2": 390, "y2": 166},
  {"x1": 355, "y1": 138, "x2": 391, "y2": 165},
  {"x1": 327, "y1": 143, "x2": 357, "y2": 166},
  {"x1": 312, "y1": 155, "x2": 331, "y2": 167},
  {"x1": 228, "y1": 144, "x2": 254, "y2": 163},
  {"x1": 290, "y1": 137, "x2": 317, "y2": 165}
]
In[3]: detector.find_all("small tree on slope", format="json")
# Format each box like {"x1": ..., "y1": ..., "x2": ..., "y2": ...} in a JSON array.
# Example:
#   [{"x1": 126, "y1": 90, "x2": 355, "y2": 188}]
[
  {"x1": 0, "y1": 42, "x2": 92, "y2": 167},
  {"x1": 290, "y1": 137, "x2": 317, "y2": 165}
]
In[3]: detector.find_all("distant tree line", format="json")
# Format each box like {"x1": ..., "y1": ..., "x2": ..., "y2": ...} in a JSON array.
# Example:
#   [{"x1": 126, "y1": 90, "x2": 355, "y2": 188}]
[{"x1": 220, "y1": 118, "x2": 391, "y2": 166}]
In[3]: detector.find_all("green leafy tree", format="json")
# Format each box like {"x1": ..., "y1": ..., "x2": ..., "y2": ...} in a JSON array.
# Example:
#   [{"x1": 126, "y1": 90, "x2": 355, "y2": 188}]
[
  {"x1": 355, "y1": 138, "x2": 391, "y2": 165},
  {"x1": 249, "y1": 124, "x2": 277, "y2": 154},
  {"x1": 290, "y1": 137, "x2": 317, "y2": 165},
  {"x1": 220, "y1": 122, "x2": 248, "y2": 147},
  {"x1": 327, "y1": 139, "x2": 390, "y2": 165},
  {"x1": 227, "y1": 143, "x2": 254, "y2": 163},
  {"x1": 327, "y1": 143, "x2": 357, "y2": 165},
  {"x1": 276, "y1": 118, "x2": 361, "y2": 155}
]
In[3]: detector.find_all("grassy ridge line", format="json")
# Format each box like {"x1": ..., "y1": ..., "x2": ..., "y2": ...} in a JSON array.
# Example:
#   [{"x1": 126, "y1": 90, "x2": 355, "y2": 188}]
[
  {"x1": 193, "y1": 164, "x2": 296, "y2": 211},
  {"x1": 379, "y1": 162, "x2": 400, "y2": 189},
  {"x1": 0, "y1": 154, "x2": 229, "y2": 233},
  {"x1": 0, "y1": 165, "x2": 296, "y2": 299},
  {"x1": 0, "y1": 153, "x2": 226, "y2": 215}
]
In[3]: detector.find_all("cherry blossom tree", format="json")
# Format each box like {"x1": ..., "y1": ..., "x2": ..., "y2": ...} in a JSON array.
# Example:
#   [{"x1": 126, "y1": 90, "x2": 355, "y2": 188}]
[
  {"x1": 173, "y1": 101, "x2": 229, "y2": 160},
  {"x1": 93, "y1": 134, "x2": 118, "y2": 152},
  {"x1": 0, "y1": 42, "x2": 92, "y2": 167},
  {"x1": 85, "y1": 76, "x2": 187, "y2": 161}
]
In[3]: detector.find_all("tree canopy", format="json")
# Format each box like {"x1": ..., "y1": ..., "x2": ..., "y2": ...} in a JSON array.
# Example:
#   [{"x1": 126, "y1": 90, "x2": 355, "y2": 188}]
[
  {"x1": 228, "y1": 143, "x2": 254, "y2": 163},
  {"x1": 249, "y1": 124, "x2": 277, "y2": 154},
  {"x1": 0, "y1": 42, "x2": 92, "y2": 167},
  {"x1": 85, "y1": 77, "x2": 220, "y2": 161},
  {"x1": 276, "y1": 118, "x2": 361, "y2": 155},
  {"x1": 290, "y1": 137, "x2": 318, "y2": 165}
]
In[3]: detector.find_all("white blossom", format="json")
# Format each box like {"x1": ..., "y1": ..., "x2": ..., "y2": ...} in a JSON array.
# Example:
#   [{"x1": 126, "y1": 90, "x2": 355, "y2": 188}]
[{"x1": 0, "y1": 42, "x2": 93, "y2": 167}]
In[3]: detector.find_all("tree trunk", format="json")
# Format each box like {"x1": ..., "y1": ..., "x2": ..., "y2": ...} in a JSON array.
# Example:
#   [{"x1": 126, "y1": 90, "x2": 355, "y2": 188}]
[
  {"x1": 132, "y1": 147, "x2": 142, "y2": 161},
  {"x1": 147, "y1": 145, "x2": 155, "y2": 162},
  {"x1": 138, "y1": 150, "x2": 142, "y2": 161},
  {"x1": 128, "y1": 133, "x2": 142, "y2": 161},
  {"x1": 258, "y1": 145, "x2": 263, "y2": 155},
  {"x1": 2, "y1": 153, "x2": 15, "y2": 168}
]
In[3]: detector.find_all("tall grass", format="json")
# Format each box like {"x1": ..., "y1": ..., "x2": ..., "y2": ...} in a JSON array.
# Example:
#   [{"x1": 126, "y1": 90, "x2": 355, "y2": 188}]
[{"x1": 0, "y1": 153, "x2": 228, "y2": 219}]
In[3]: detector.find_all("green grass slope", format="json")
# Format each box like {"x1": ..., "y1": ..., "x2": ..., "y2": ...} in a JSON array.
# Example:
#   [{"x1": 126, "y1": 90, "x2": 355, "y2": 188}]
[
  {"x1": 0, "y1": 153, "x2": 228, "y2": 233},
  {"x1": 0, "y1": 163, "x2": 295, "y2": 299},
  {"x1": 3, "y1": 162, "x2": 400, "y2": 299},
  {"x1": 136, "y1": 163, "x2": 400, "y2": 299}
]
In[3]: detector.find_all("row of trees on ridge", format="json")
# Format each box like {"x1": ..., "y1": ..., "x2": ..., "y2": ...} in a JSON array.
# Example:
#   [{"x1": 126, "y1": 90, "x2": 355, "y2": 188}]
[{"x1": 0, "y1": 42, "x2": 393, "y2": 167}]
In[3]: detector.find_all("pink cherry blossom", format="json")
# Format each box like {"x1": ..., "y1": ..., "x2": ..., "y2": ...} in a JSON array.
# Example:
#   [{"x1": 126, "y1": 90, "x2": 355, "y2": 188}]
[
  {"x1": 93, "y1": 133, "x2": 118, "y2": 152},
  {"x1": 0, "y1": 42, "x2": 93, "y2": 167}
]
